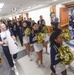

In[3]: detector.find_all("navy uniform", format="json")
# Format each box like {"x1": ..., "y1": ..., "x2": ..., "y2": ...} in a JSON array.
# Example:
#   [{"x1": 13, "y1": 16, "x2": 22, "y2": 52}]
[{"x1": 50, "y1": 43, "x2": 66, "y2": 74}]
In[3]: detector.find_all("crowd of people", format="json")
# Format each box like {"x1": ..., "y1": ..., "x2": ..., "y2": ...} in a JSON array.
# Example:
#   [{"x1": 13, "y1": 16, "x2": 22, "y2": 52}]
[{"x1": 0, "y1": 14, "x2": 69, "y2": 75}]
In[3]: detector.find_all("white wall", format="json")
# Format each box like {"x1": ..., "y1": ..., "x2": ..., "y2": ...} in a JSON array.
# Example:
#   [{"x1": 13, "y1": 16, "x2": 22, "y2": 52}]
[
  {"x1": 1, "y1": 4, "x2": 66, "y2": 25},
  {"x1": 29, "y1": 7, "x2": 51, "y2": 26}
]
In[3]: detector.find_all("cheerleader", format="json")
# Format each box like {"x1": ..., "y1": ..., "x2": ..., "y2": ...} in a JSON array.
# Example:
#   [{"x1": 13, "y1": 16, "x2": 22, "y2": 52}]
[
  {"x1": 50, "y1": 29, "x2": 67, "y2": 75},
  {"x1": 39, "y1": 20, "x2": 49, "y2": 54},
  {"x1": 0, "y1": 23, "x2": 17, "y2": 70},
  {"x1": 30, "y1": 23, "x2": 44, "y2": 68},
  {"x1": 22, "y1": 21, "x2": 32, "y2": 61}
]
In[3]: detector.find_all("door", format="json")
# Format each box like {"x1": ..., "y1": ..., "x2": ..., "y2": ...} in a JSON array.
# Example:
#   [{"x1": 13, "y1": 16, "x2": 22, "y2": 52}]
[{"x1": 60, "y1": 7, "x2": 69, "y2": 25}]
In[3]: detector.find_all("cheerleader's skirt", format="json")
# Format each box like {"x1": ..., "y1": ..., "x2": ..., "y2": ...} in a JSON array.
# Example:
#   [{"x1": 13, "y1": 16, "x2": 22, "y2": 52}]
[
  {"x1": 54, "y1": 63, "x2": 66, "y2": 74},
  {"x1": 33, "y1": 43, "x2": 43, "y2": 52},
  {"x1": 45, "y1": 34, "x2": 50, "y2": 42},
  {"x1": 69, "y1": 61, "x2": 74, "y2": 70},
  {"x1": 23, "y1": 35, "x2": 29, "y2": 44}
]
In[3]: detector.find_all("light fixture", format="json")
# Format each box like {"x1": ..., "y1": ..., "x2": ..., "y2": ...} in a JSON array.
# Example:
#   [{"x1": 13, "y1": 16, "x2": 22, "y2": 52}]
[{"x1": 0, "y1": 3, "x2": 4, "y2": 8}]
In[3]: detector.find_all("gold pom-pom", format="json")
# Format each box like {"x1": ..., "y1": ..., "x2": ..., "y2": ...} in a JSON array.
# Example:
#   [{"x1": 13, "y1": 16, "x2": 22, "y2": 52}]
[
  {"x1": 24, "y1": 28, "x2": 31, "y2": 36},
  {"x1": 62, "y1": 29, "x2": 71, "y2": 42},
  {"x1": 58, "y1": 45, "x2": 74, "y2": 65},
  {"x1": 42, "y1": 26, "x2": 49, "y2": 34},
  {"x1": 35, "y1": 32, "x2": 45, "y2": 44}
]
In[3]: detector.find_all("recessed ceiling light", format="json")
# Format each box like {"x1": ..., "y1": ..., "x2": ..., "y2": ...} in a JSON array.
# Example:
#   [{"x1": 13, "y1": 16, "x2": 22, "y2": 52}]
[{"x1": 0, "y1": 3, "x2": 4, "y2": 8}]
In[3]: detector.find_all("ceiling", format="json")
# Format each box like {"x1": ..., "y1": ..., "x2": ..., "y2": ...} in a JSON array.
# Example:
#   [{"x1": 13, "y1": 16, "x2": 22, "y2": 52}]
[{"x1": 0, "y1": 0, "x2": 74, "y2": 17}]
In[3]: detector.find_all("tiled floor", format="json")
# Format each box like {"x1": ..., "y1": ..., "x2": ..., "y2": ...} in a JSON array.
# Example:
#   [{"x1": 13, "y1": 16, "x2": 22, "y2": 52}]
[
  {"x1": 0, "y1": 38, "x2": 74, "y2": 75},
  {"x1": 17, "y1": 52, "x2": 74, "y2": 75}
]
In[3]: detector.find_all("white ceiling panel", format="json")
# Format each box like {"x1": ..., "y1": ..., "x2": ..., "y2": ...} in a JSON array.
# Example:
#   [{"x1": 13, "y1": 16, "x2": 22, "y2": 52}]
[{"x1": 0, "y1": 0, "x2": 73, "y2": 17}]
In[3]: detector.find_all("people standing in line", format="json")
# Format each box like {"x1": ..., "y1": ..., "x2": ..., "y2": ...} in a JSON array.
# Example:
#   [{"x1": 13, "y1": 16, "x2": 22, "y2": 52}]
[
  {"x1": 22, "y1": 21, "x2": 32, "y2": 61},
  {"x1": 50, "y1": 29, "x2": 67, "y2": 75},
  {"x1": 0, "y1": 23, "x2": 17, "y2": 70},
  {"x1": 16, "y1": 21, "x2": 23, "y2": 46},
  {"x1": 30, "y1": 23, "x2": 45, "y2": 68}
]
